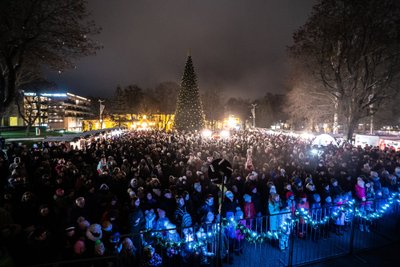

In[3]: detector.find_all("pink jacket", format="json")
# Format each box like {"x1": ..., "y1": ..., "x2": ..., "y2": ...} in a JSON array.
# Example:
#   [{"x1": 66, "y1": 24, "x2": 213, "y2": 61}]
[{"x1": 354, "y1": 184, "x2": 366, "y2": 200}]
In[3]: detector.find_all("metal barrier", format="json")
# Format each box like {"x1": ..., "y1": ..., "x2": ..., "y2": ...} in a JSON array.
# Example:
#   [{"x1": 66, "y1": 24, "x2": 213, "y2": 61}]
[{"x1": 21, "y1": 198, "x2": 400, "y2": 267}]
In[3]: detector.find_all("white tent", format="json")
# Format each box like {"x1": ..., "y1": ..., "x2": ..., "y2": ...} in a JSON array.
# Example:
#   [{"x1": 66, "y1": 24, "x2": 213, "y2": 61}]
[{"x1": 312, "y1": 134, "x2": 338, "y2": 147}]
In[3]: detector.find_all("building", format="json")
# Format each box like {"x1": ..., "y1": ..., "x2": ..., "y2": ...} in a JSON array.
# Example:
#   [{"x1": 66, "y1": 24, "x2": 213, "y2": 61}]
[
  {"x1": 82, "y1": 113, "x2": 175, "y2": 132},
  {"x1": 23, "y1": 92, "x2": 93, "y2": 131}
]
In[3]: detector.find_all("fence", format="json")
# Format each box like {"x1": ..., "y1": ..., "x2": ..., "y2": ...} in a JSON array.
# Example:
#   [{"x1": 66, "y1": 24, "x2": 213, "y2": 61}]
[{"x1": 23, "y1": 196, "x2": 400, "y2": 267}]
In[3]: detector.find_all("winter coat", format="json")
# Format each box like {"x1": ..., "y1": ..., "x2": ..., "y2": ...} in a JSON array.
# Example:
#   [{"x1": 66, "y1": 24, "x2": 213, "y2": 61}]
[
  {"x1": 243, "y1": 202, "x2": 256, "y2": 219},
  {"x1": 221, "y1": 199, "x2": 238, "y2": 218},
  {"x1": 268, "y1": 200, "x2": 281, "y2": 231},
  {"x1": 296, "y1": 201, "x2": 310, "y2": 225},
  {"x1": 128, "y1": 207, "x2": 145, "y2": 234},
  {"x1": 354, "y1": 184, "x2": 366, "y2": 201}
]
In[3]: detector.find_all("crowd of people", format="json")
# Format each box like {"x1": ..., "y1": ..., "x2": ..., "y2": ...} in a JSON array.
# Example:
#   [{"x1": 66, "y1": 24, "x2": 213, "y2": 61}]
[{"x1": 1, "y1": 129, "x2": 400, "y2": 266}]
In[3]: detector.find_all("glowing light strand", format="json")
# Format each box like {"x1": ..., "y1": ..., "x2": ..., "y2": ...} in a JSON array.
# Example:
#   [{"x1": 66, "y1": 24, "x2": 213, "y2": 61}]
[{"x1": 146, "y1": 194, "x2": 399, "y2": 249}]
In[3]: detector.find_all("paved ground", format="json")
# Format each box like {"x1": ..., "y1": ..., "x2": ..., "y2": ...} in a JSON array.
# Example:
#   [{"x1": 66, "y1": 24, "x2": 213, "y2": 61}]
[
  {"x1": 305, "y1": 242, "x2": 400, "y2": 267},
  {"x1": 227, "y1": 212, "x2": 400, "y2": 267}
]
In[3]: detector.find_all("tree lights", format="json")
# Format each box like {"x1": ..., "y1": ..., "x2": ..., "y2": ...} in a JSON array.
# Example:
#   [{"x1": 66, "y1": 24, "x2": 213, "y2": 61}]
[{"x1": 174, "y1": 55, "x2": 205, "y2": 131}]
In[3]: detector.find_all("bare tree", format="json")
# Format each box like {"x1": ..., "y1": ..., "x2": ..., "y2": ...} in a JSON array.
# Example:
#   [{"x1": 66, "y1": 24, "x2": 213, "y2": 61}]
[
  {"x1": 255, "y1": 93, "x2": 287, "y2": 129},
  {"x1": 0, "y1": 0, "x2": 101, "y2": 123},
  {"x1": 16, "y1": 80, "x2": 55, "y2": 135},
  {"x1": 202, "y1": 87, "x2": 224, "y2": 129},
  {"x1": 285, "y1": 66, "x2": 336, "y2": 131},
  {"x1": 153, "y1": 81, "x2": 179, "y2": 114},
  {"x1": 289, "y1": 0, "x2": 400, "y2": 139},
  {"x1": 124, "y1": 85, "x2": 144, "y2": 115}
]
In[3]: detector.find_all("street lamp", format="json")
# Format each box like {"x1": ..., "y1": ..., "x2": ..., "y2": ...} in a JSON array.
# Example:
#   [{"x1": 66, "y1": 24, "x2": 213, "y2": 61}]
[{"x1": 251, "y1": 104, "x2": 257, "y2": 128}]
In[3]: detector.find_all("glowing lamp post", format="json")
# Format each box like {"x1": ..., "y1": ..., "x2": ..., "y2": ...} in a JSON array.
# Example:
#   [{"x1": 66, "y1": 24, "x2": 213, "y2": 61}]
[{"x1": 208, "y1": 158, "x2": 232, "y2": 266}]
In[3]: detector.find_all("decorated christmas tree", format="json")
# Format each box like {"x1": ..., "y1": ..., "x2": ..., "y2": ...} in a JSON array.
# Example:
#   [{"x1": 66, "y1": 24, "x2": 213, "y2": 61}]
[{"x1": 174, "y1": 55, "x2": 205, "y2": 131}]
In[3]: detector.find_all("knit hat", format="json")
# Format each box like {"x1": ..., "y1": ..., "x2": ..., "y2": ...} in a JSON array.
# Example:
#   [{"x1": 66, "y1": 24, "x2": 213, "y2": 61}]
[
  {"x1": 75, "y1": 197, "x2": 85, "y2": 207},
  {"x1": 286, "y1": 191, "x2": 294, "y2": 200},
  {"x1": 122, "y1": 237, "x2": 136, "y2": 253},
  {"x1": 226, "y1": 211, "x2": 234, "y2": 220},
  {"x1": 313, "y1": 193, "x2": 321, "y2": 203},
  {"x1": 55, "y1": 188, "x2": 64, "y2": 197},
  {"x1": 101, "y1": 220, "x2": 112, "y2": 232},
  {"x1": 77, "y1": 217, "x2": 90, "y2": 230},
  {"x1": 74, "y1": 240, "x2": 86, "y2": 255},
  {"x1": 395, "y1": 167, "x2": 400, "y2": 176},
  {"x1": 235, "y1": 207, "x2": 244, "y2": 220},
  {"x1": 370, "y1": 171, "x2": 379, "y2": 178},
  {"x1": 110, "y1": 232, "x2": 121, "y2": 244},
  {"x1": 243, "y1": 194, "x2": 252, "y2": 203},
  {"x1": 225, "y1": 191, "x2": 234, "y2": 199},
  {"x1": 86, "y1": 224, "x2": 102, "y2": 242},
  {"x1": 94, "y1": 240, "x2": 105, "y2": 255}
]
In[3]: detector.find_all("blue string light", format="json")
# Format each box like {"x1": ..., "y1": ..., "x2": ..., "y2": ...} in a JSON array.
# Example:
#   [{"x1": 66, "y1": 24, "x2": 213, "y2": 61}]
[{"x1": 147, "y1": 193, "x2": 400, "y2": 249}]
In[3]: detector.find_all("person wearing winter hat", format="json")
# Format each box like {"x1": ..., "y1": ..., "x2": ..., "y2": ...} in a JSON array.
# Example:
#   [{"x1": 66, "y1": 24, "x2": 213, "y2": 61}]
[
  {"x1": 221, "y1": 191, "x2": 238, "y2": 218},
  {"x1": 76, "y1": 216, "x2": 90, "y2": 234},
  {"x1": 223, "y1": 211, "x2": 236, "y2": 264},
  {"x1": 165, "y1": 223, "x2": 180, "y2": 260},
  {"x1": 310, "y1": 193, "x2": 322, "y2": 242},
  {"x1": 305, "y1": 183, "x2": 316, "y2": 200},
  {"x1": 119, "y1": 237, "x2": 137, "y2": 266},
  {"x1": 62, "y1": 226, "x2": 76, "y2": 259},
  {"x1": 107, "y1": 232, "x2": 121, "y2": 255},
  {"x1": 197, "y1": 195, "x2": 216, "y2": 224},
  {"x1": 155, "y1": 208, "x2": 170, "y2": 230},
  {"x1": 296, "y1": 193, "x2": 309, "y2": 238},
  {"x1": 243, "y1": 194, "x2": 256, "y2": 220},
  {"x1": 354, "y1": 177, "x2": 370, "y2": 232},
  {"x1": 144, "y1": 209, "x2": 157, "y2": 230},
  {"x1": 86, "y1": 223, "x2": 102, "y2": 242},
  {"x1": 69, "y1": 197, "x2": 88, "y2": 225},
  {"x1": 173, "y1": 195, "x2": 193, "y2": 228},
  {"x1": 142, "y1": 245, "x2": 162, "y2": 267},
  {"x1": 160, "y1": 189, "x2": 175, "y2": 218},
  {"x1": 94, "y1": 240, "x2": 105, "y2": 256},
  {"x1": 394, "y1": 167, "x2": 400, "y2": 178},
  {"x1": 102, "y1": 220, "x2": 113, "y2": 232},
  {"x1": 101, "y1": 220, "x2": 114, "y2": 251},
  {"x1": 54, "y1": 188, "x2": 64, "y2": 198},
  {"x1": 370, "y1": 171, "x2": 382, "y2": 195},
  {"x1": 268, "y1": 193, "x2": 282, "y2": 232},
  {"x1": 84, "y1": 223, "x2": 102, "y2": 257},
  {"x1": 330, "y1": 178, "x2": 344, "y2": 198}
]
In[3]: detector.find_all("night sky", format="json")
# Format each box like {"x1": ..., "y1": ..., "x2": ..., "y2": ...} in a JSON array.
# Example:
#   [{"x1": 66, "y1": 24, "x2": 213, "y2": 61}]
[{"x1": 46, "y1": 0, "x2": 315, "y2": 99}]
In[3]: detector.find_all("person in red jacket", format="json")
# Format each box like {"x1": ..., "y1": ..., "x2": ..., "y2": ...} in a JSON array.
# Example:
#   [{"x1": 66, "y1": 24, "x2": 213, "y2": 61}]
[
  {"x1": 354, "y1": 177, "x2": 372, "y2": 232},
  {"x1": 296, "y1": 193, "x2": 310, "y2": 238},
  {"x1": 243, "y1": 194, "x2": 256, "y2": 228}
]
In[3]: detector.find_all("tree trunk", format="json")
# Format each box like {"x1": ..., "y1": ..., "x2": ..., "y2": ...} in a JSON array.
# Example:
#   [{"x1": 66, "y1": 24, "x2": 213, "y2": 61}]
[
  {"x1": 333, "y1": 99, "x2": 339, "y2": 134},
  {"x1": 26, "y1": 124, "x2": 31, "y2": 136},
  {"x1": 346, "y1": 115, "x2": 360, "y2": 141},
  {"x1": 0, "y1": 75, "x2": 7, "y2": 125}
]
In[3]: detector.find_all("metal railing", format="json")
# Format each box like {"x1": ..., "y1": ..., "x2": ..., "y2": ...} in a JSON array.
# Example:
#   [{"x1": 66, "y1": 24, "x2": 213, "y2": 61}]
[{"x1": 20, "y1": 197, "x2": 400, "y2": 267}]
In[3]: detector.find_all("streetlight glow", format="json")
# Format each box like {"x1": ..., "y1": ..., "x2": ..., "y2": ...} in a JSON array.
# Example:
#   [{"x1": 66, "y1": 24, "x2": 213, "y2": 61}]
[{"x1": 202, "y1": 129, "x2": 212, "y2": 138}]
